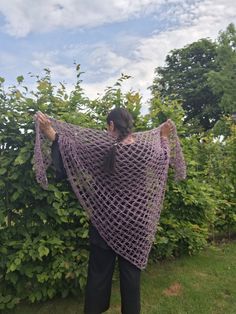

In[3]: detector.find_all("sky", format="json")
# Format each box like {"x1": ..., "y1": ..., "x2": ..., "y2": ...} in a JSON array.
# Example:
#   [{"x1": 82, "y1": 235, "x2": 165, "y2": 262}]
[{"x1": 0, "y1": 0, "x2": 235, "y2": 114}]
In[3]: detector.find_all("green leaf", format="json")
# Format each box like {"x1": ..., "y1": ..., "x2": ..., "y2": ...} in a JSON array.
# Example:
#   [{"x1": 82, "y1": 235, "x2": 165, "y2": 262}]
[
  {"x1": 0, "y1": 168, "x2": 7, "y2": 175},
  {"x1": 15, "y1": 258, "x2": 21, "y2": 266},
  {"x1": 17, "y1": 75, "x2": 24, "y2": 84},
  {"x1": 38, "y1": 246, "x2": 50, "y2": 258},
  {"x1": 8, "y1": 263, "x2": 17, "y2": 272},
  {"x1": 3, "y1": 295, "x2": 11, "y2": 303},
  {"x1": 35, "y1": 291, "x2": 42, "y2": 301},
  {"x1": 6, "y1": 301, "x2": 15, "y2": 309},
  {"x1": 47, "y1": 288, "x2": 55, "y2": 299},
  {"x1": 14, "y1": 155, "x2": 25, "y2": 165}
]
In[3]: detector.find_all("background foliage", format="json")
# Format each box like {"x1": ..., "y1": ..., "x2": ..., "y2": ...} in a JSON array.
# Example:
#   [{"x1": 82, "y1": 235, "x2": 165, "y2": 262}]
[{"x1": 0, "y1": 24, "x2": 235, "y2": 310}]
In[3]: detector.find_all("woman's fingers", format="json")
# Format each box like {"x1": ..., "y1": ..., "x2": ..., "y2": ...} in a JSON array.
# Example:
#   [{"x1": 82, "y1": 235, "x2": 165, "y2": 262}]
[
  {"x1": 166, "y1": 119, "x2": 173, "y2": 130},
  {"x1": 37, "y1": 111, "x2": 47, "y2": 120},
  {"x1": 36, "y1": 111, "x2": 51, "y2": 130},
  {"x1": 38, "y1": 115, "x2": 47, "y2": 124},
  {"x1": 37, "y1": 112, "x2": 49, "y2": 122},
  {"x1": 36, "y1": 111, "x2": 49, "y2": 119},
  {"x1": 161, "y1": 119, "x2": 172, "y2": 138}
]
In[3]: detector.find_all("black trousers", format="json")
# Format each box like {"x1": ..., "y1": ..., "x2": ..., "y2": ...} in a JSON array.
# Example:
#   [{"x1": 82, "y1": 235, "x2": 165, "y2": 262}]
[{"x1": 84, "y1": 223, "x2": 141, "y2": 314}]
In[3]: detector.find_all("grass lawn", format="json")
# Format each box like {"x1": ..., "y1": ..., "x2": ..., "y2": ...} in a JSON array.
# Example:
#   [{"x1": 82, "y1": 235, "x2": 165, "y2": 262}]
[{"x1": 4, "y1": 240, "x2": 236, "y2": 314}]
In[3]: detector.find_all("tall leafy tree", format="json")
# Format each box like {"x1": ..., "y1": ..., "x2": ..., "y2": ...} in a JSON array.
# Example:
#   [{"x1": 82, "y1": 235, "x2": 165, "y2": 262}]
[
  {"x1": 208, "y1": 23, "x2": 236, "y2": 114},
  {"x1": 151, "y1": 38, "x2": 223, "y2": 133}
]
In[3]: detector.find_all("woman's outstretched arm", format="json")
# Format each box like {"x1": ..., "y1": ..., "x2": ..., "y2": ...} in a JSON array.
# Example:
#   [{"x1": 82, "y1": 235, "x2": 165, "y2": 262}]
[{"x1": 35, "y1": 111, "x2": 67, "y2": 180}]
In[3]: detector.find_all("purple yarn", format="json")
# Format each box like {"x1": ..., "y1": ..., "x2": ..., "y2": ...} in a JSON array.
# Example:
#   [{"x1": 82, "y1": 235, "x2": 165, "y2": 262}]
[{"x1": 33, "y1": 115, "x2": 186, "y2": 269}]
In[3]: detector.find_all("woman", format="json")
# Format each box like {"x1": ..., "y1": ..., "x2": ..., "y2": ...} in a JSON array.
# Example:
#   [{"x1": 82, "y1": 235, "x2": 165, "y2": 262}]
[{"x1": 36, "y1": 108, "x2": 173, "y2": 314}]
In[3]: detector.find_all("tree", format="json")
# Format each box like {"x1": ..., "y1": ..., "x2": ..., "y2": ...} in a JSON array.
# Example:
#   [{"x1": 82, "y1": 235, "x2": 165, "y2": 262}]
[
  {"x1": 151, "y1": 38, "x2": 223, "y2": 133},
  {"x1": 208, "y1": 23, "x2": 236, "y2": 114}
]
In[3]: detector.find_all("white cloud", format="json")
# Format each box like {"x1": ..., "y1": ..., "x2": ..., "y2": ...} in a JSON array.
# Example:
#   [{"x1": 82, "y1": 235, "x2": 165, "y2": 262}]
[
  {"x1": 0, "y1": 0, "x2": 209, "y2": 38},
  {"x1": 86, "y1": 44, "x2": 130, "y2": 75},
  {"x1": 0, "y1": 0, "x2": 165, "y2": 37},
  {"x1": 31, "y1": 51, "x2": 75, "y2": 81}
]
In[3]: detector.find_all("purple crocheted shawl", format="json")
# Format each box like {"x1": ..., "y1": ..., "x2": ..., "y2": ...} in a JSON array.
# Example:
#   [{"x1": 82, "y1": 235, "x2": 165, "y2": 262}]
[{"x1": 33, "y1": 115, "x2": 186, "y2": 269}]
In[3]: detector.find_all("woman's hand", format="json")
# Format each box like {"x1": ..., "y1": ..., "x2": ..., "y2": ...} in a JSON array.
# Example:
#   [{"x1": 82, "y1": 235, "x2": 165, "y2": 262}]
[
  {"x1": 36, "y1": 111, "x2": 56, "y2": 141},
  {"x1": 160, "y1": 119, "x2": 172, "y2": 140}
]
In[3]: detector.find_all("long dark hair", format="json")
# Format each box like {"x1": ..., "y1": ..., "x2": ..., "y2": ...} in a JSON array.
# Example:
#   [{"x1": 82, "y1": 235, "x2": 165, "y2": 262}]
[{"x1": 103, "y1": 107, "x2": 134, "y2": 174}]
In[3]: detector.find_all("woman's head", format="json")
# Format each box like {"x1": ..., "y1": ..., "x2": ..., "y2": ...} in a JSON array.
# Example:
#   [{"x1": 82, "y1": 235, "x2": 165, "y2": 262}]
[
  {"x1": 103, "y1": 107, "x2": 134, "y2": 174},
  {"x1": 106, "y1": 107, "x2": 134, "y2": 139}
]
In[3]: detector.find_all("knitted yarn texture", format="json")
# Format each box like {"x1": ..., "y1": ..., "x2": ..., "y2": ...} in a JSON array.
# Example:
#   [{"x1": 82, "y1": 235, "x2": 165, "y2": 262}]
[{"x1": 33, "y1": 115, "x2": 187, "y2": 269}]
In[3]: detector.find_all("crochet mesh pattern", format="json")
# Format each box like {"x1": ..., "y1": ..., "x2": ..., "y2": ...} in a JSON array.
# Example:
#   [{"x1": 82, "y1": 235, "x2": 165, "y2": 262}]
[{"x1": 33, "y1": 116, "x2": 186, "y2": 269}]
